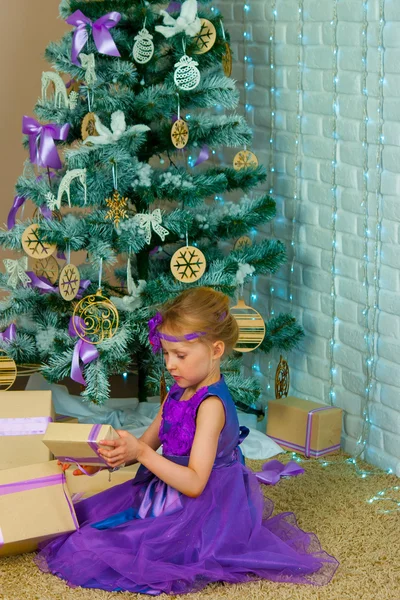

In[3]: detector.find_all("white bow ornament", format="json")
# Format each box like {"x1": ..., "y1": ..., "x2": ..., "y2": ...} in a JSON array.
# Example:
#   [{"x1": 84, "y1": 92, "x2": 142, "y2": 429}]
[
  {"x1": 135, "y1": 209, "x2": 169, "y2": 245},
  {"x1": 155, "y1": 0, "x2": 201, "y2": 38},
  {"x1": 83, "y1": 110, "x2": 150, "y2": 146},
  {"x1": 3, "y1": 257, "x2": 32, "y2": 289}
]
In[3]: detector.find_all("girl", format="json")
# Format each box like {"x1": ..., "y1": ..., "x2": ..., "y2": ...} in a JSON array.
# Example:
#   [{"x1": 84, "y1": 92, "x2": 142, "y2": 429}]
[{"x1": 36, "y1": 286, "x2": 339, "y2": 594}]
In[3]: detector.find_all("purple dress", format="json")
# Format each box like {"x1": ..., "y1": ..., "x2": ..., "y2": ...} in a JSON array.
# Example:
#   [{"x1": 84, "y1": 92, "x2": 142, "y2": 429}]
[{"x1": 35, "y1": 375, "x2": 339, "y2": 594}]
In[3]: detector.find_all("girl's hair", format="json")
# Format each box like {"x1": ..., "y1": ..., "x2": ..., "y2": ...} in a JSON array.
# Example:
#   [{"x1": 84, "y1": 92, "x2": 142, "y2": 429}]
[{"x1": 159, "y1": 286, "x2": 239, "y2": 355}]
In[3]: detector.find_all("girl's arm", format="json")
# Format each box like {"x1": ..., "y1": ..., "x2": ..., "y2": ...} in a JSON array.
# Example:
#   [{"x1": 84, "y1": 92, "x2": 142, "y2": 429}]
[
  {"x1": 135, "y1": 396, "x2": 225, "y2": 498},
  {"x1": 124, "y1": 402, "x2": 164, "y2": 465}
]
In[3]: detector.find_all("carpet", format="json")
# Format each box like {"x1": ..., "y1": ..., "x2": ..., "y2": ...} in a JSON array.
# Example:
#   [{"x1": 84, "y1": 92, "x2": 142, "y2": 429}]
[{"x1": 0, "y1": 452, "x2": 398, "y2": 600}]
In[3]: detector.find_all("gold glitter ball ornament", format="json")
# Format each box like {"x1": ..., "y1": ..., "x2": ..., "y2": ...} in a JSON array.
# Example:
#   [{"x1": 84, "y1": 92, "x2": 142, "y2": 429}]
[
  {"x1": 231, "y1": 298, "x2": 266, "y2": 353},
  {"x1": 22, "y1": 224, "x2": 57, "y2": 259},
  {"x1": 233, "y1": 150, "x2": 259, "y2": 171},
  {"x1": 105, "y1": 190, "x2": 128, "y2": 228},
  {"x1": 59, "y1": 263, "x2": 81, "y2": 301},
  {"x1": 0, "y1": 349, "x2": 17, "y2": 391},
  {"x1": 170, "y1": 245, "x2": 206, "y2": 283},
  {"x1": 72, "y1": 289, "x2": 119, "y2": 345},
  {"x1": 171, "y1": 119, "x2": 189, "y2": 149},
  {"x1": 32, "y1": 256, "x2": 59, "y2": 285}
]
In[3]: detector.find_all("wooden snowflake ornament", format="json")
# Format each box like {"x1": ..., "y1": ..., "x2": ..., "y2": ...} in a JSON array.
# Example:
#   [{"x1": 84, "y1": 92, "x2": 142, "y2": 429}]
[
  {"x1": 59, "y1": 264, "x2": 81, "y2": 301},
  {"x1": 192, "y1": 19, "x2": 217, "y2": 54},
  {"x1": 233, "y1": 150, "x2": 259, "y2": 171},
  {"x1": 171, "y1": 119, "x2": 189, "y2": 149},
  {"x1": 22, "y1": 224, "x2": 56, "y2": 259},
  {"x1": 170, "y1": 246, "x2": 206, "y2": 283}
]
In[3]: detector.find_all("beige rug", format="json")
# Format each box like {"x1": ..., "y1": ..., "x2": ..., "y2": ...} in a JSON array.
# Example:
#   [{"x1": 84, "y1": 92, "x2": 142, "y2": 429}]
[{"x1": 0, "y1": 452, "x2": 399, "y2": 600}]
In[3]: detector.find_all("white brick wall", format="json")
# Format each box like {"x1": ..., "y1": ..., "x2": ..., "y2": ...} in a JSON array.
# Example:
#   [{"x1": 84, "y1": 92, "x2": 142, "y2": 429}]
[{"x1": 219, "y1": 0, "x2": 400, "y2": 474}]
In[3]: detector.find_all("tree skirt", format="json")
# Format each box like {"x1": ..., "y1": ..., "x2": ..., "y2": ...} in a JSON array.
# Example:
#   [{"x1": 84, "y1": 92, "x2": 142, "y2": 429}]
[{"x1": 0, "y1": 452, "x2": 398, "y2": 600}]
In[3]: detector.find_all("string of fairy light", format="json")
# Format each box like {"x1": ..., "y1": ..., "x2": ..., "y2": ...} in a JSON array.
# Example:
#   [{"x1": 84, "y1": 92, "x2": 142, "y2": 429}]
[
  {"x1": 288, "y1": 0, "x2": 304, "y2": 311},
  {"x1": 328, "y1": 0, "x2": 339, "y2": 408},
  {"x1": 353, "y1": 0, "x2": 386, "y2": 463},
  {"x1": 355, "y1": 0, "x2": 373, "y2": 461},
  {"x1": 264, "y1": 0, "x2": 278, "y2": 396}
]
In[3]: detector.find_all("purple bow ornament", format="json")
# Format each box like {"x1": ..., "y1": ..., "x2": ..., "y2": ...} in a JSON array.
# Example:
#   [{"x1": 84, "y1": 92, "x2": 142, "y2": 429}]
[
  {"x1": 22, "y1": 117, "x2": 70, "y2": 170},
  {"x1": 68, "y1": 316, "x2": 99, "y2": 385},
  {"x1": 148, "y1": 312, "x2": 163, "y2": 354},
  {"x1": 66, "y1": 10, "x2": 121, "y2": 67},
  {"x1": 0, "y1": 324, "x2": 16, "y2": 344},
  {"x1": 255, "y1": 459, "x2": 305, "y2": 486}
]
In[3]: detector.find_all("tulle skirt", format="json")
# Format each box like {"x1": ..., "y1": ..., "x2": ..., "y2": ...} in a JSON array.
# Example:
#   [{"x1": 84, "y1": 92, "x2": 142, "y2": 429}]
[{"x1": 34, "y1": 461, "x2": 339, "y2": 594}]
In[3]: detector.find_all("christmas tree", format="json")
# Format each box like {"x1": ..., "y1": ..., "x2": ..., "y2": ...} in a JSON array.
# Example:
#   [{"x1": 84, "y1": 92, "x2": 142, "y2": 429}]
[{"x1": 0, "y1": 0, "x2": 302, "y2": 413}]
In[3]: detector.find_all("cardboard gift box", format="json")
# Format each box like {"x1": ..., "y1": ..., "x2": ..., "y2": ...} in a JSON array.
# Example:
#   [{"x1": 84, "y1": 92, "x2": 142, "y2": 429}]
[
  {"x1": 0, "y1": 390, "x2": 54, "y2": 470},
  {"x1": 0, "y1": 460, "x2": 78, "y2": 557},
  {"x1": 65, "y1": 462, "x2": 140, "y2": 501},
  {"x1": 266, "y1": 397, "x2": 343, "y2": 457},
  {"x1": 42, "y1": 422, "x2": 120, "y2": 467}
]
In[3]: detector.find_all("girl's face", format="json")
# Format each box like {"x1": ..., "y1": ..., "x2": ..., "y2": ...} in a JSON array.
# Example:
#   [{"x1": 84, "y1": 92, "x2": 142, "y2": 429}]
[{"x1": 161, "y1": 337, "x2": 224, "y2": 389}]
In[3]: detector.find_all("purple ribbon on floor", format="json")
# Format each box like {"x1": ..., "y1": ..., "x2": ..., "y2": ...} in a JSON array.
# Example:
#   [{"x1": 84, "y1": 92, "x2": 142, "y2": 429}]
[
  {"x1": 68, "y1": 316, "x2": 99, "y2": 385},
  {"x1": 0, "y1": 323, "x2": 16, "y2": 343},
  {"x1": 22, "y1": 117, "x2": 70, "y2": 170},
  {"x1": 66, "y1": 10, "x2": 121, "y2": 66},
  {"x1": 255, "y1": 459, "x2": 305, "y2": 486}
]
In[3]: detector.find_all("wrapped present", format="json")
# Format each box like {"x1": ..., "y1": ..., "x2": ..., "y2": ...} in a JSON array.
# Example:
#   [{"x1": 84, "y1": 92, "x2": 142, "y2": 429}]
[
  {"x1": 42, "y1": 422, "x2": 120, "y2": 467},
  {"x1": 65, "y1": 462, "x2": 140, "y2": 501},
  {"x1": 0, "y1": 460, "x2": 78, "y2": 557},
  {"x1": 266, "y1": 397, "x2": 342, "y2": 457},
  {"x1": 0, "y1": 390, "x2": 54, "y2": 470}
]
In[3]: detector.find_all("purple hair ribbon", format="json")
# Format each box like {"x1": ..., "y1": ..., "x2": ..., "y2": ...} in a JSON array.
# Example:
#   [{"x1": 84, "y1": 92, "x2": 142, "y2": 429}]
[
  {"x1": 0, "y1": 472, "x2": 79, "y2": 533},
  {"x1": 66, "y1": 10, "x2": 121, "y2": 66},
  {"x1": 148, "y1": 311, "x2": 206, "y2": 354},
  {"x1": 68, "y1": 316, "x2": 99, "y2": 385},
  {"x1": 255, "y1": 460, "x2": 305, "y2": 486},
  {"x1": 22, "y1": 117, "x2": 70, "y2": 170},
  {"x1": 0, "y1": 323, "x2": 16, "y2": 344}
]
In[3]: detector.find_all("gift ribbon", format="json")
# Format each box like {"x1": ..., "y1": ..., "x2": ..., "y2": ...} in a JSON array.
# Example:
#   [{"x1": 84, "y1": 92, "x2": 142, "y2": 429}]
[
  {"x1": 0, "y1": 472, "x2": 79, "y2": 541},
  {"x1": 66, "y1": 10, "x2": 121, "y2": 67},
  {"x1": 22, "y1": 117, "x2": 70, "y2": 170},
  {"x1": 0, "y1": 416, "x2": 52, "y2": 436},
  {"x1": 68, "y1": 317, "x2": 99, "y2": 385},
  {"x1": 255, "y1": 460, "x2": 305, "y2": 486},
  {"x1": 268, "y1": 406, "x2": 341, "y2": 457},
  {"x1": 0, "y1": 324, "x2": 16, "y2": 344}
]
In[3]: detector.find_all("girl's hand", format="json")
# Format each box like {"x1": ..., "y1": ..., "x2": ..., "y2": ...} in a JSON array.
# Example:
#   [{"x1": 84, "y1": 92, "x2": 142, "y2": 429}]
[
  {"x1": 98, "y1": 430, "x2": 141, "y2": 469},
  {"x1": 57, "y1": 460, "x2": 103, "y2": 477}
]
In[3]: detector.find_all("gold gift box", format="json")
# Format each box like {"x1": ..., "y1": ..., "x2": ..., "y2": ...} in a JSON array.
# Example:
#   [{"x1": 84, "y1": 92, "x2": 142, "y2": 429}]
[
  {"x1": 0, "y1": 461, "x2": 77, "y2": 557},
  {"x1": 266, "y1": 396, "x2": 343, "y2": 457},
  {"x1": 0, "y1": 391, "x2": 54, "y2": 470},
  {"x1": 42, "y1": 422, "x2": 120, "y2": 467}
]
